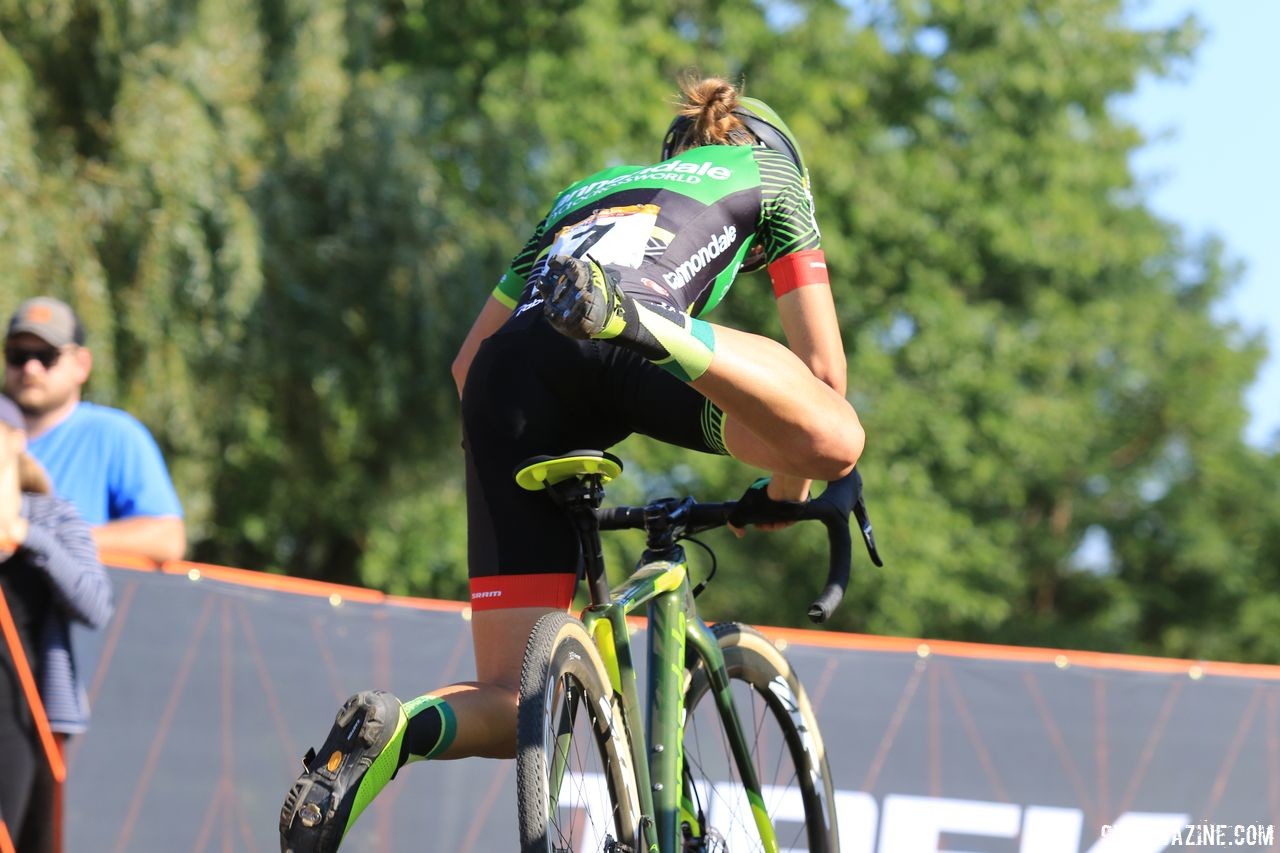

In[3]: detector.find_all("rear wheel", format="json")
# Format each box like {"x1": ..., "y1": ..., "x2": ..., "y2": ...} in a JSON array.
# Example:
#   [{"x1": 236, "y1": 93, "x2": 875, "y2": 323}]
[
  {"x1": 517, "y1": 612, "x2": 641, "y2": 852},
  {"x1": 682, "y1": 622, "x2": 838, "y2": 852}
]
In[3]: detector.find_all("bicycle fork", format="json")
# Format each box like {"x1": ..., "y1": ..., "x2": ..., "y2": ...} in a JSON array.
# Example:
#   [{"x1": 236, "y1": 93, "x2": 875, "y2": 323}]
[
  {"x1": 679, "y1": 612, "x2": 780, "y2": 853},
  {"x1": 584, "y1": 549, "x2": 780, "y2": 853}
]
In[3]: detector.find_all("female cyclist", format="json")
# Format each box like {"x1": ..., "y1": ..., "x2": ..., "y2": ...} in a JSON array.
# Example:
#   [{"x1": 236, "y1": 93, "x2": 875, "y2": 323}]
[{"x1": 279, "y1": 75, "x2": 865, "y2": 853}]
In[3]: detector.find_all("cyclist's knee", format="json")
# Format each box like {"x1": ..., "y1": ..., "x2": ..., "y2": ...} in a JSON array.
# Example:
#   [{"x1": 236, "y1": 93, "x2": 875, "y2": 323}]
[
  {"x1": 816, "y1": 415, "x2": 864, "y2": 477},
  {"x1": 786, "y1": 412, "x2": 864, "y2": 480}
]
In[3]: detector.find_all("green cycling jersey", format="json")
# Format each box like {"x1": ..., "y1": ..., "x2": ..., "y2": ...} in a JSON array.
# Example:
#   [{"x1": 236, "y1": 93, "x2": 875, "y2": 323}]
[{"x1": 492, "y1": 145, "x2": 821, "y2": 319}]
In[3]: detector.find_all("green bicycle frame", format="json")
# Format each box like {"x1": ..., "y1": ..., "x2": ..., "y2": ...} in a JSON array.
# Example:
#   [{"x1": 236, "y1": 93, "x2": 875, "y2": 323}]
[{"x1": 580, "y1": 544, "x2": 781, "y2": 853}]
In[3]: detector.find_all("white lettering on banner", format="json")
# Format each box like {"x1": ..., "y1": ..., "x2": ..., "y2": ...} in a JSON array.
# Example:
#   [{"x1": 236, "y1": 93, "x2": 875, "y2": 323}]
[
  {"x1": 835, "y1": 792, "x2": 878, "y2": 853},
  {"x1": 874, "y1": 796, "x2": 1187, "y2": 853},
  {"x1": 572, "y1": 776, "x2": 1191, "y2": 852},
  {"x1": 880, "y1": 795, "x2": 1021, "y2": 850},
  {"x1": 1020, "y1": 806, "x2": 1084, "y2": 852}
]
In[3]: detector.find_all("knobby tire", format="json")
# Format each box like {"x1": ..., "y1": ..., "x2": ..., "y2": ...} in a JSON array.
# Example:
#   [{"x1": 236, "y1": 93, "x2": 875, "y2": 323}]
[
  {"x1": 516, "y1": 612, "x2": 640, "y2": 853},
  {"x1": 682, "y1": 622, "x2": 838, "y2": 852}
]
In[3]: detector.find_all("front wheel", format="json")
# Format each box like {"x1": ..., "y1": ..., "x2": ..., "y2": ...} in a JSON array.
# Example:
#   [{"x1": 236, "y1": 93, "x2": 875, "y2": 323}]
[
  {"x1": 517, "y1": 612, "x2": 641, "y2": 853},
  {"x1": 682, "y1": 622, "x2": 838, "y2": 852}
]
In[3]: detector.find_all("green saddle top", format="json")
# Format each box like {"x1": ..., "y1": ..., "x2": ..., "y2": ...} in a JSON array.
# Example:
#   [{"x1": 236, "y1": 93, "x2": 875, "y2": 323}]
[{"x1": 514, "y1": 450, "x2": 623, "y2": 492}]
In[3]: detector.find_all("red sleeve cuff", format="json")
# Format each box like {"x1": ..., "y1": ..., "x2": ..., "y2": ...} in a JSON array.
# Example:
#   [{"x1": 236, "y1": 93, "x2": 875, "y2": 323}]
[{"x1": 768, "y1": 249, "x2": 829, "y2": 297}]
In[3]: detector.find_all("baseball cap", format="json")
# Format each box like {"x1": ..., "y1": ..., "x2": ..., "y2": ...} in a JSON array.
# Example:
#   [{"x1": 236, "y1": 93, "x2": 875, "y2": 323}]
[
  {"x1": 0, "y1": 394, "x2": 23, "y2": 431},
  {"x1": 6, "y1": 297, "x2": 85, "y2": 347}
]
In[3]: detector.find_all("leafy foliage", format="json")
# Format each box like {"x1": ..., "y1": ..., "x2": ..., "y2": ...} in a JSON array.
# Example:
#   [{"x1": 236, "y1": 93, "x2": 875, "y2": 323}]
[{"x1": 2, "y1": 0, "x2": 1275, "y2": 659}]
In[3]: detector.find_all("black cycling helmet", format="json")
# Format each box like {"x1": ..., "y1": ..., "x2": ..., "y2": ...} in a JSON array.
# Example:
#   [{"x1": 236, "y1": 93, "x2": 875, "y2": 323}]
[{"x1": 661, "y1": 96, "x2": 809, "y2": 187}]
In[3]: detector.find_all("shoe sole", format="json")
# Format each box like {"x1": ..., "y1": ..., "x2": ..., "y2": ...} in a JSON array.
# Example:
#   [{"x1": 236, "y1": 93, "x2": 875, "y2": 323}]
[
  {"x1": 279, "y1": 691, "x2": 400, "y2": 853},
  {"x1": 543, "y1": 256, "x2": 611, "y2": 339}
]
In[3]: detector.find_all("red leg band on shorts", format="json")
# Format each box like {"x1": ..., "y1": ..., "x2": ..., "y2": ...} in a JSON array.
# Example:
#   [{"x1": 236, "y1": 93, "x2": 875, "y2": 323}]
[
  {"x1": 469, "y1": 573, "x2": 577, "y2": 611},
  {"x1": 768, "y1": 249, "x2": 829, "y2": 297}
]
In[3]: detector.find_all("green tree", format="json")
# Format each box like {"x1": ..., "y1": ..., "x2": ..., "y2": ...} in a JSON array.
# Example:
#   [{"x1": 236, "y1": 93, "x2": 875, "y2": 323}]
[{"x1": 2, "y1": 0, "x2": 1276, "y2": 662}]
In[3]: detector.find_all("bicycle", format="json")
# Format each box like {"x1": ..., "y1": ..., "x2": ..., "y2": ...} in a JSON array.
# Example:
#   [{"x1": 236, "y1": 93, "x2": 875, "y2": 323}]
[{"x1": 512, "y1": 450, "x2": 882, "y2": 853}]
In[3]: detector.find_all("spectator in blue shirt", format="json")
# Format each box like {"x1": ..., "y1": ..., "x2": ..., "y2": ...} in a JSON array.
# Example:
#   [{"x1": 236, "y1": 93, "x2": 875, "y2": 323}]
[{"x1": 3, "y1": 298, "x2": 185, "y2": 564}]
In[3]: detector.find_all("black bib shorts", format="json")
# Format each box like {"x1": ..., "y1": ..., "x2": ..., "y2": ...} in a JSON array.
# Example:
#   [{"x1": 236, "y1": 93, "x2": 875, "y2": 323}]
[{"x1": 461, "y1": 310, "x2": 728, "y2": 611}]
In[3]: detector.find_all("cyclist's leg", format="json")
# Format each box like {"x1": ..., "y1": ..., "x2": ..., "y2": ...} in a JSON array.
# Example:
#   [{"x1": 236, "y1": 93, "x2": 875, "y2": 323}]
[
  {"x1": 438, "y1": 323, "x2": 629, "y2": 755},
  {"x1": 419, "y1": 607, "x2": 554, "y2": 760},
  {"x1": 690, "y1": 324, "x2": 859, "y2": 476},
  {"x1": 541, "y1": 256, "x2": 860, "y2": 479},
  {"x1": 280, "y1": 324, "x2": 621, "y2": 852},
  {"x1": 607, "y1": 335, "x2": 842, "y2": 480},
  {"x1": 601, "y1": 339, "x2": 732, "y2": 457},
  {"x1": 278, "y1": 619, "x2": 559, "y2": 848},
  {"x1": 279, "y1": 689, "x2": 455, "y2": 853}
]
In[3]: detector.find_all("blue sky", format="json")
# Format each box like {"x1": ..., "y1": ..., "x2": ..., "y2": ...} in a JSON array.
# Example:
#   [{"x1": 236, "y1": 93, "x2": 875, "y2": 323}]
[{"x1": 1121, "y1": 0, "x2": 1280, "y2": 448}]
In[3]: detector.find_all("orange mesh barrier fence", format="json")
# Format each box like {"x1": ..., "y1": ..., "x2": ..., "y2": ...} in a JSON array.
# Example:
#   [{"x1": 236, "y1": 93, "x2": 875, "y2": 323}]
[{"x1": 57, "y1": 559, "x2": 1280, "y2": 851}]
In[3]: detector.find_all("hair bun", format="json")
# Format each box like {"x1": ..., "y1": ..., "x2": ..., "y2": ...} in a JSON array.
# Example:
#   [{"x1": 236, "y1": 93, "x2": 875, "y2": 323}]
[{"x1": 675, "y1": 75, "x2": 746, "y2": 150}]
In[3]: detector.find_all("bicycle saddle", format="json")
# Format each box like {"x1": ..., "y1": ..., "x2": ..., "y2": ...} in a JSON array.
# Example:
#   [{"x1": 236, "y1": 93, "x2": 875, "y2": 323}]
[{"x1": 514, "y1": 450, "x2": 624, "y2": 492}]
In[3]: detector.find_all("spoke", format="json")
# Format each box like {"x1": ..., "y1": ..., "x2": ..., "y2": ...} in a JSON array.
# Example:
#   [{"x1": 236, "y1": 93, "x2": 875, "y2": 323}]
[
  {"x1": 684, "y1": 677, "x2": 817, "y2": 852},
  {"x1": 546, "y1": 675, "x2": 619, "y2": 852}
]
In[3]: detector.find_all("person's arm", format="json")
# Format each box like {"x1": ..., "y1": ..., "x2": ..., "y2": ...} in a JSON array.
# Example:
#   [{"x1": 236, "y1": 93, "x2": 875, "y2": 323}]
[
  {"x1": 775, "y1": 272, "x2": 847, "y2": 396},
  {"x1": 739, "y1": 148, "x2": 854, "y2": 503},
  {"x1": 98, "y1": 412, "x2": 186, "y2": 563},
  {"x1": 766, "y1": 251, "x2": 849, "y2": 503},
  {"x1": 93, "y1": 515, "x2": 186, "y2": 564},
  {"x1": 19, "y1": 495, "x2": 114, "y2": 629},
  {"x1": 451, "y1": 297, "x2": 514, "y2": 397}
]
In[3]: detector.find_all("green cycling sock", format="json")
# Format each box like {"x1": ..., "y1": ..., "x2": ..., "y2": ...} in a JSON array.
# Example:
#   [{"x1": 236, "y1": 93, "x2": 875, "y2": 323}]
[
  {"x1": 325, "y1": 692, "x2": 460, "y2": 846},
  {"x1": 398, "y1": 695, "x2": 458, "y2": 766}
]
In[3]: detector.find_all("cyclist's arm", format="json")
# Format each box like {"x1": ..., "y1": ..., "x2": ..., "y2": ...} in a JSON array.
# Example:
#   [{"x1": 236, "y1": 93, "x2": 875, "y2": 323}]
[
  {"x1": 768, "y1": 267, "x2": 847, "y2": 504},
  {"x1": 775, "y1": 275, "x2": 847, "y2": 396},
  {"x1": 750, "y1": 149, "x2": 851, "y2": 502},
  {"x1": 451, "y1": 297, "x2": 513, "y2": 396}
]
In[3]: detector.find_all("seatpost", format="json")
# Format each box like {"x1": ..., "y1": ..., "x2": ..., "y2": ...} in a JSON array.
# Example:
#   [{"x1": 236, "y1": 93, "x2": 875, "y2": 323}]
[{"x1": 545, "y1": 475, "x2": 612, "y2": 607}]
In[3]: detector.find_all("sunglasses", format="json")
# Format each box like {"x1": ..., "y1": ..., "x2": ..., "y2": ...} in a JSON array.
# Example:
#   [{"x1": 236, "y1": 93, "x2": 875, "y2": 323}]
[{"x1": 4, "y1": 346, "x2": 65, "y2": 369}]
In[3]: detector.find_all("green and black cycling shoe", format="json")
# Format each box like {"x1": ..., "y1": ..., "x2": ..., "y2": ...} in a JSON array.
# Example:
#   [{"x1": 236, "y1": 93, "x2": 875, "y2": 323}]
[
  {"x1": 540, "y1": 254, "x2": 628, "y2": 340},
  {"x1": 279, "y1": 690, "x2": 407, "y2": 853}
]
